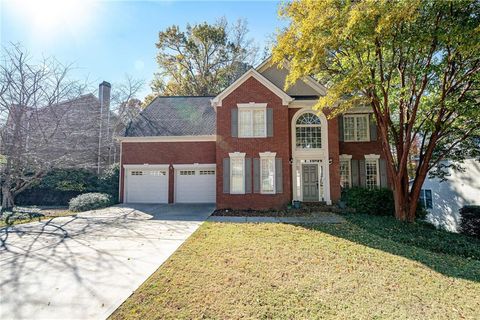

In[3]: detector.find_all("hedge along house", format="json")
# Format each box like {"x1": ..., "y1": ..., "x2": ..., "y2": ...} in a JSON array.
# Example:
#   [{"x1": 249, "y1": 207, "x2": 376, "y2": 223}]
[{"x1": 118, "y1": 58, "x2": 389, "y2": 209}]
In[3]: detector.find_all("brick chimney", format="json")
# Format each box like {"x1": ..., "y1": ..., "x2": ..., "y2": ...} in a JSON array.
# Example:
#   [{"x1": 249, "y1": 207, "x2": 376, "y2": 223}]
[
  {"x1": 98, "y1": 81, "x2": 111, "y2": 111},
  {"x1": 97, "y1": 81, "x2": 111, "y2": 174}
]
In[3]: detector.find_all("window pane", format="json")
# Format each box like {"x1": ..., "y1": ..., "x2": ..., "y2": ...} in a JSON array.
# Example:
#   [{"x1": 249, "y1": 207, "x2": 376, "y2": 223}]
[
  {"x1": 239, "y1": 110, "x2": 252, "y2": 137},
  {"x1": 425, "y1": 189, "x2": 433, "y2": 209},
  {"x1": 261, "y1": 158, "x2": 275, "y2": 193},
  {"x1": 356, "y1": 116, "x2": 368, "y2": 141},
  {"x1": 253, "y1": 110, "x2": 265, "y2": 137},
  {"x1": 365, "y1": 159, "x2": 378, "y2": 189},
  {"x1": 419, "y1": 190, "x2": 426, "y2": 207},
  {"x1": 231, "y1": 158, "x2": 244, "y2": 193},
  {"x1": 295, "y1": 113, "x2": 322, "y2": 149},
  {"x1": 296, "y1": 113, "x2": 321, "y2": 125},
  {"x1": 344, "y1": 116, "x2": 355, "y2": 141},
  {"x1": 296, "y1": 126, "x2": 322, "y2": 149},
  {"x1": 340, "y1": 160, "x2": 350, "y2": 188}
]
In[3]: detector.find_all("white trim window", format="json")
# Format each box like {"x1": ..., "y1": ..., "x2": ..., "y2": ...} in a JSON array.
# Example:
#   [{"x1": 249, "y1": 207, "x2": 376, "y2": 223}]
[
  {"x1": 419, "y1": 189, "x2": 433, "y2": 209},
  {"x1": 229, "y1": 152, "x2": 246, "y2": 194},
  {"x1": 295, "y1": 112, "x2": 322, "y2": 149},
  {"x1": 365, "y1": 155, "x2": 380, "y2": 188},
  {"x1": 238, "y1": 103, "x2": 267, "y2": 138},
  {"x1": 344, "y1": 114, "x2": 369, "y2": 142},
  {"x1": 260, "y1": 152, "x2": 276, "y2": 194},
  {"x1": 339, "y1": 156, "x2": 352, "y2": 189}
]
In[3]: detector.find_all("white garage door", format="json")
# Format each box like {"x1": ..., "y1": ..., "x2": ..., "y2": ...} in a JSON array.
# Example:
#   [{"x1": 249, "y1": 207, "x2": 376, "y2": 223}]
[
  {"x1": 125, "y1": 168, "x2": 168, "y2": 203},
  {"x1": 175, "y1": 168, "x2": 216, "y2": 203}
]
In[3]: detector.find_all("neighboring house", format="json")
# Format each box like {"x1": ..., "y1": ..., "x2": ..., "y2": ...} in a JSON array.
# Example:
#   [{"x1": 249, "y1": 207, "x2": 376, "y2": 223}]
[
  {"x1": 3, "y1": 82, "x2": 119, "y2": 172},
  {"x1": 118, "y1": 58, "x2": 389, "y2": 209},
  {"x1": 421, "y1": 158, "x2": 480, "y2": 232}
]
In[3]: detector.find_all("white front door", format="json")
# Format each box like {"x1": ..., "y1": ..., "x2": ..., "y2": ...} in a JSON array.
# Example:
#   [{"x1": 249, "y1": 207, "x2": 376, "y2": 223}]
[
  {"x1": 125, "y1": 168, "x2": 168, "y2": 203},
  {"x1": 175, "y1": 168, "x2": 216, "y2": 203}
]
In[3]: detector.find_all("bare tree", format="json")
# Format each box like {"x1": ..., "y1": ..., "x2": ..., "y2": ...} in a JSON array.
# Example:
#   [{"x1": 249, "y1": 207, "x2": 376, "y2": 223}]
[
  {"x1": 0, "y1": 44, "x2": 88, "y2": 211},
  {"x1": 111, "y1": 75, "x2": 144, "y2": 127},
  {"x1": 102, "y1": 75, "x2": 144, "y2": 165}
]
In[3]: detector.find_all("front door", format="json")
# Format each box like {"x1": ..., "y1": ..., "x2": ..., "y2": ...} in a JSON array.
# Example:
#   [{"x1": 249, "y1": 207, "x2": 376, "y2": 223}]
[{"x1": 302, "y1": 164, "x2": 319, "y2": 201}]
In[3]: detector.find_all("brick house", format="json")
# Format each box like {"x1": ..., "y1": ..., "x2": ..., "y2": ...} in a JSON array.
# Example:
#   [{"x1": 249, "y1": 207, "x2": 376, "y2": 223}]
[
  {"x1": 119, "y1": 58, "x2": 389, "y2": 209},
  {"x1": 2, "y1": 82, "x2": 119, "y2": 173}
]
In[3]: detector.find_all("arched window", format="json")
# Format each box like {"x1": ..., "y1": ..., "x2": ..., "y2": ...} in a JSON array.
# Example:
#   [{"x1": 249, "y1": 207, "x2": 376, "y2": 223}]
[{"x1": 296, "y1": 113, "x2": 322, "y2": 149}]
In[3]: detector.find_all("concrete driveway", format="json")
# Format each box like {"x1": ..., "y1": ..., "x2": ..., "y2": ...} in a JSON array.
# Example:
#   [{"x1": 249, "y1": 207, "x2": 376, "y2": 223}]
[{"x1": 0, "y1": 204, "x2": 214, "y2": 320}]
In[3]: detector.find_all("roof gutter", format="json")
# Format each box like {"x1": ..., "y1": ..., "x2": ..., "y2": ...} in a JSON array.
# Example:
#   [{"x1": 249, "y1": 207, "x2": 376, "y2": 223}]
[{"x1": 116, "y1": 135, "x2": 217, "y2": 142}]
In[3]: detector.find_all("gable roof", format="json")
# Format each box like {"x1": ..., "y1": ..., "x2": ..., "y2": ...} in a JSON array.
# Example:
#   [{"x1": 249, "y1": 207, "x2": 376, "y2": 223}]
[
  {"x1": 124, "y1": 96, "x2": 216, "y2": 137},
  {"x1": 256, "y1": 57, "x2": 326, "y2": 96},
  {"x1": 211, "y1": 68, "x2": 293, "y2": 107}
]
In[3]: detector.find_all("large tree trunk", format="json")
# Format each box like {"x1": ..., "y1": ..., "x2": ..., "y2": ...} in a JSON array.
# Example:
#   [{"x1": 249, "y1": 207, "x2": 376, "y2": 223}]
[
  {"x1": 392, "y1": 179, "x2": 409, "y2": 222},
  {"x1": 407, "y1": 170, "x2": 427, "y2": 222},
  {"x1": 391, "y1": 160, "x2": 430, "y2": 222},
  {"x1": 1, "y1": 184, "x2": 14, "y2": 212}
]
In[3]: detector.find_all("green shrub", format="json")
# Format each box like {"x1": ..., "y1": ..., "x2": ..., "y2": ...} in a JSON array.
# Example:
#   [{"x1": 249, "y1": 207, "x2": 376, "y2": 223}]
[
  {"x1": 460, "y1": 205, "x2": 480, "y2": 238},
  {"x1": 0, "y1": 207, "x2": 44, "y2": 225},
  {"x1": 16, "y1": 164, "x2": 120, "y2": 206},
  {"x1": 97, "y1": 163, "x2": 120, "y2": 203},
  {"x1": 342, "y1": 187, "x2": 394, "y2": 216},
  {"x1": 416, "y1": 204, "x2": 429, "y2": 221},
  {"x1": 69, "y1": 193, "x2": 112, "y2": 212},
  {"x1": 38, "y1": 168, "x2": 98, "y2": 192},
  {"x1": 16, "y1": 168, "x2": 98, "y2": 206}
]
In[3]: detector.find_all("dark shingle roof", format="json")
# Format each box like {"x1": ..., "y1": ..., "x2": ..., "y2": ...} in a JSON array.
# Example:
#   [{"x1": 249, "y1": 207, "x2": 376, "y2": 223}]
[{"x1": 125, "y1": 96, "x2": 216, "y2": 137}]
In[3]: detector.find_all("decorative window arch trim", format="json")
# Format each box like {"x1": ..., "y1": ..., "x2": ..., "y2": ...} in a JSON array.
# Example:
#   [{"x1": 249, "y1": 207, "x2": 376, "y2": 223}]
[{"x1": 296, "y1": 112, "x2": 322, "y2": 125}]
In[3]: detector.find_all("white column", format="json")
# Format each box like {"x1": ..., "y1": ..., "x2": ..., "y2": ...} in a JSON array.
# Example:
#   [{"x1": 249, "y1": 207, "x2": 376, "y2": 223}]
[
  {"x1": 291, "y1": 158, "x2": 297, "y2": 201},
  {"x1": 324, "y1": 157, "x2": 332, "y2": 204}
]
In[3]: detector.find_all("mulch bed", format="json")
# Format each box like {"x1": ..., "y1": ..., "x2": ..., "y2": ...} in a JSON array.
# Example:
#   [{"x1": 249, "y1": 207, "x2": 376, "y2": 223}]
[
  {"x1": 213, "y1": 208, "x2": 308, "y2": 217},
  {"x1": 212, "y1": 205, "x2": 349, "y2": 217}
]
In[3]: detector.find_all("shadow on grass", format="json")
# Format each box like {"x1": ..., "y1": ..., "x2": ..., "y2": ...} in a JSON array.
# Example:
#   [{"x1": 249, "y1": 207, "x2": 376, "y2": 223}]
[{"x1": 303, "y1": 214, "x2": 480, "y2": 282}]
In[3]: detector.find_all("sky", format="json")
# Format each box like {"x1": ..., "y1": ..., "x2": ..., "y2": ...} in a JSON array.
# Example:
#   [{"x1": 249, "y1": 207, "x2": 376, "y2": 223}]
[{"x1": 0, "y1": 0, "x2": 285, "y2": 99}]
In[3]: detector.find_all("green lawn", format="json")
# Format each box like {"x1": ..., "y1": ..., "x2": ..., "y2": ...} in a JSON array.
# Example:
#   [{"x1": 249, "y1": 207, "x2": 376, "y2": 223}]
[{"x1": 111, "y1": 214, "x2": 480, "y2": 320}]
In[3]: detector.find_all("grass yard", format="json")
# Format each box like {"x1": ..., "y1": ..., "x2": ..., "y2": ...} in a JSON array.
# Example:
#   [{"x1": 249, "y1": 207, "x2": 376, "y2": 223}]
[
  {"x1": 0, "y1": 207, "x2": 74, "y2": 228},
  {"x1": 111, "y1": 214, "x2": 480, "y2": 320}
]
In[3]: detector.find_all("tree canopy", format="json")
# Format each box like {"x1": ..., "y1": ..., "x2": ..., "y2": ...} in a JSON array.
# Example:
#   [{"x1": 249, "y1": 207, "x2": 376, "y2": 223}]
[
  {"x1": 149, "y1": 18, "x2": 258, "y2": 99},
  {"x1": 274, "y1": 0, "x2": 480, "y2": 221}
]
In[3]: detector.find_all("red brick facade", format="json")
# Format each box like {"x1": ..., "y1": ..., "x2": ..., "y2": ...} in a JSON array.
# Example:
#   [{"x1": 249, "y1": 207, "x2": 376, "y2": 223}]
[
  {"x1": 120, "y1": 73, "x2": 388, "y2": 208},
  {"x1": 120, "y1": 141, "x2": 216, "y2": 203},
  {"x1": 216, "y1": 77, "x2": 291, "y2": 209},
  {"x1": 339, "y1": 138, "x2": 389, "y2": 187},
  {"x1": 287, "y1": 108, "x2": 342, "y2": 202}
]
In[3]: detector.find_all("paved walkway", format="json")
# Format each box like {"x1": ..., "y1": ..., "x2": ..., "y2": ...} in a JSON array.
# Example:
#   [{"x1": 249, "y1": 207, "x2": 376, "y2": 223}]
[
  {"x1": 0, "y1": 204, "x2": 214, "y2": 320},
  {"x1": 207, "y1": 212, "x2": 345, "y2": 224}
]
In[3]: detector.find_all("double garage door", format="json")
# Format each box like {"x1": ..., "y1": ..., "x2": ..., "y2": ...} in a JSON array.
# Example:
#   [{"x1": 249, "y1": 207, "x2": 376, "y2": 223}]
[{"x1": 124, "y1": 165, "x2": 216, "y2": 204}]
